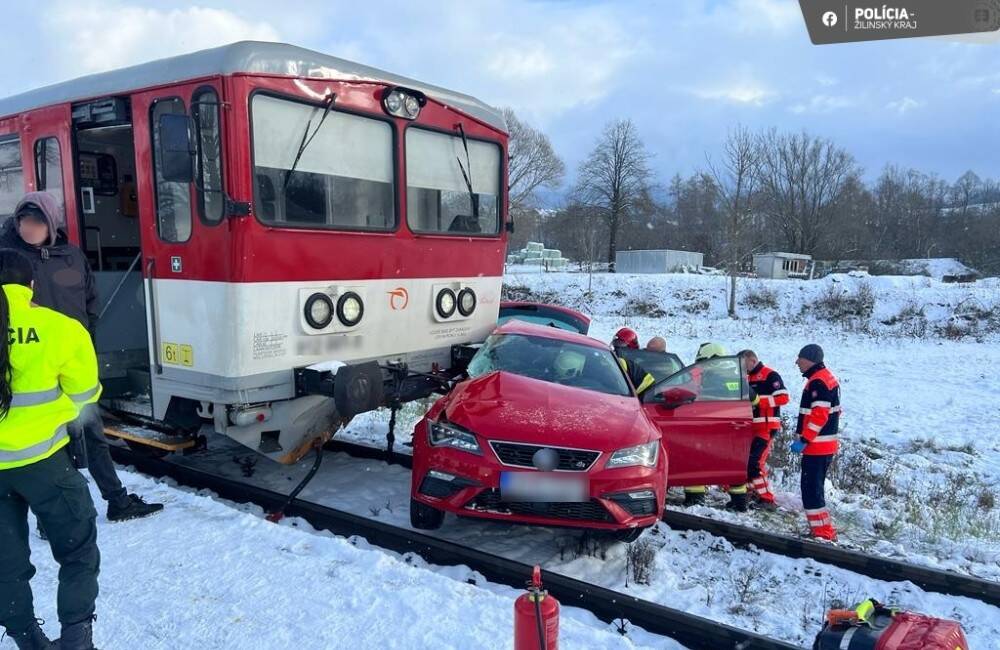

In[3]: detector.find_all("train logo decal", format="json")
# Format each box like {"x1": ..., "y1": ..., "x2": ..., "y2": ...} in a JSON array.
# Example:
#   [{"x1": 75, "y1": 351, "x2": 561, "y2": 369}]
[{"x1": 388, "y1": 287, "x2": 409, "y2": 311}]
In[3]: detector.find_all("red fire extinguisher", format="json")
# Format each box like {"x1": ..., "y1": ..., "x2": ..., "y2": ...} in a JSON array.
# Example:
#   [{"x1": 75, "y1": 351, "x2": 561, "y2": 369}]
[{"x1": 514, "y1": 565, "x2": 560, "y2": 650}]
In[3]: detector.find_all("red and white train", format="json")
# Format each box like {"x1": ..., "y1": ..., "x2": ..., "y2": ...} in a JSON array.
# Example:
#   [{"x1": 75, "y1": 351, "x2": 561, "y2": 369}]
[{"x1": 0, "y1": 41, "x2": 509, "y2": 463}]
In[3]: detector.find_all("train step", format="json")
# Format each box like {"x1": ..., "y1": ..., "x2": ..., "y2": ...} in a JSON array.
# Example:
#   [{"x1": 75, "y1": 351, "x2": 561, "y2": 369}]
[{"x1": 104, "y1": 425, "x2": 197, "y2": 453}]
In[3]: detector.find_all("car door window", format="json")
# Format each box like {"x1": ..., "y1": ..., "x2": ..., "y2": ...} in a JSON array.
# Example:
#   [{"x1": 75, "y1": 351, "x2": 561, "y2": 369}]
[
  {"x1": 620, "y1": 349, "x2": 684, "y2": 384},
  {"x1": 647, "y1": 355, "x2": 748, "y2": 403}
]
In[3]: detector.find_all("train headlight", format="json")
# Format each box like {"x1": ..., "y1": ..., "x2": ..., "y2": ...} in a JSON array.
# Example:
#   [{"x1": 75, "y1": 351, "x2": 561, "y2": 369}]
[
  {"x1": 403, "y1": 94, "x2": 420, "y2": 119},
  {"x1": 304, "y1": 293, "x2": 334, "y2": 329},
  {"x1": 382, "y1": 87, "x2": 425, "y2": 120},
  {"x1": 457, "y1": 288, "x2": 477, "y2": 317},
  {"x1": 337, "y1": 292, "x2": 364, "y2": 327},
  {"x1": 436, "y1": 288, "x2": 457, "y2": 319}
]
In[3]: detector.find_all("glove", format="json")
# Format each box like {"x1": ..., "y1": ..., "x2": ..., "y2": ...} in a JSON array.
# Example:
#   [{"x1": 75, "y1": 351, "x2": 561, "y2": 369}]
[{"x1": 789, "y1": 440, "x2": 807, "y2": 454}]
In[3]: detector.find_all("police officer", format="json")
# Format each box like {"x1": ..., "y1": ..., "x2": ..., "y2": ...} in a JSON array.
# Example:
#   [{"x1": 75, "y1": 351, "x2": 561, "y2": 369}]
[
  {"x1": 791, "y1": 344, "x2": 841, "y2": 541},
  {"x1": 0, "y1": 250, "x2": 101, "y2": 649},
  {"x1": 1, "y1": 192, "x2": 162, "y2": 522},
  {"x1": 739, "y1": 349, "x2": 789, "y2": 509},
  {"x1": 611, "y1": 327, "x2": 655, "y2": 396}
]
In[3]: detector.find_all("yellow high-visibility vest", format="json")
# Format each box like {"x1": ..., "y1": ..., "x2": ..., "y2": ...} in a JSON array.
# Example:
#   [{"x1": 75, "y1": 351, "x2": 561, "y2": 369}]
[{"x1": 0, "y1": 283, "x2": 102, "y2": 470}]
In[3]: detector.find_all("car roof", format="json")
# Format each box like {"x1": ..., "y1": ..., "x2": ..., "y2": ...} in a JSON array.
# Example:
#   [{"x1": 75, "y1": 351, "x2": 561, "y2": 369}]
[
  {"x1": 0, "y1": 41, "x2": 506, "y2": 131},
  {"x1": 493, "y1": 319, "x2": 609, "y2": 350}
]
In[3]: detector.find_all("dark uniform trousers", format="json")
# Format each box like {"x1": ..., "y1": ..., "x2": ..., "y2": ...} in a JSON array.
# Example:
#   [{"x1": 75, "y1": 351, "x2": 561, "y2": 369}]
[
  {"x1": 0, "y1": 449, "x2": 100, "y2": 633},
  {"x1": 74, "y1": 408, "x2": 127, "y2": 507}
]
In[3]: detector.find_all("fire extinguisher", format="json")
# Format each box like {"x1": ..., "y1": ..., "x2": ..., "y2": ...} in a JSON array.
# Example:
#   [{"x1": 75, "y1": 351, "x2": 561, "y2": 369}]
[{"x1": 514, "y1": 565, "x2": 559, "y2": 650}]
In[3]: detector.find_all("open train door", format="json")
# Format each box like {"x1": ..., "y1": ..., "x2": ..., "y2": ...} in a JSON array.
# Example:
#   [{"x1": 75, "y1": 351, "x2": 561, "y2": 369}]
[{"x1": 640, "y1": 355, "x2": 754, "y2": 487}]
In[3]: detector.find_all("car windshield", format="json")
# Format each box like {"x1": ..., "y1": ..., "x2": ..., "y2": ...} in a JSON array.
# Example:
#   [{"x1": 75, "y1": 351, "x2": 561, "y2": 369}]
[{"x1": 467, "y1": 333, "x2": 631, "y2": 397}]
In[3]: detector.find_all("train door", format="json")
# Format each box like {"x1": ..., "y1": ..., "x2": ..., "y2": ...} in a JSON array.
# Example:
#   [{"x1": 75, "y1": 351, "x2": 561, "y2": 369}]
[
  {"x1": 129, "y1": 80, "x2": 229, "y2": 425},
  {"x1": 641, "y1": 355, "x2": 754, "y2": 486},
  {"x1": 65, "y1": 98, "x2": 152, "y2": 408}
]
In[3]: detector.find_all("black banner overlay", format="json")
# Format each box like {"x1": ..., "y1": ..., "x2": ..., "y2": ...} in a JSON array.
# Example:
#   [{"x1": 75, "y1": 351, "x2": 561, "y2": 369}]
[{"x1": 799, "y1": 0, "x2": 1000, "y2": 44}]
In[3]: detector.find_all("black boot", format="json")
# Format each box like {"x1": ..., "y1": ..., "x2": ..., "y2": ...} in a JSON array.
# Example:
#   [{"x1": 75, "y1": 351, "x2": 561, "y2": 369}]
[
  {"x1": 683, "y1": 491, "x2": 706, "y2": 507},
  {"x1": 725, "y1": 492, "x2": 749, "y2": 512},
  {"x1": 6, "y1": 620, "x2": 55, "y2": 649},
  {"x1": 106, "y1": 494, "x2": 163, "y2": 522},
  {"x1": 58, "y1": 617, "x2": 95, "y2": 650}
]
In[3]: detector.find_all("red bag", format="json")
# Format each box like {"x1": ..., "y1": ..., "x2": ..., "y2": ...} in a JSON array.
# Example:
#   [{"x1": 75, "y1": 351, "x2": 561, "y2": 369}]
[{"x1": 874, "y1": 612, "x2": 968, "y2": 650}]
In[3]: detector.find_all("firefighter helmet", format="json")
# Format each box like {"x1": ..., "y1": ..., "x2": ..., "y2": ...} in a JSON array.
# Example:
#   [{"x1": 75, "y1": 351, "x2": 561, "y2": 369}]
[{"x1": 612, "y1": 327, "x2": 640, "y2": 350}]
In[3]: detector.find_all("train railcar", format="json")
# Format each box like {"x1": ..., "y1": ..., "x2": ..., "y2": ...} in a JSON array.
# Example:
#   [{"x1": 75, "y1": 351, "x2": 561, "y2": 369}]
[{"x1": 0, "y1": 41, "x2": 509, "y2": 463}]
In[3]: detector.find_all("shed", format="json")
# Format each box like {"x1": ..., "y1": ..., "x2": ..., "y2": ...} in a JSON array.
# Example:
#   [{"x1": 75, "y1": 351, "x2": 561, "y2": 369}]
[
  {"x1": 753, "y1": 252, "x2": 813, "y2": 280},
  {"x1": 615, "y1": 249, "x2": 704, "y2": 274}
]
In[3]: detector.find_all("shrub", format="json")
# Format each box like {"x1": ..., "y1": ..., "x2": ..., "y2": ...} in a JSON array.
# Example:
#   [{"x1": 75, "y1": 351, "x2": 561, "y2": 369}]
[
  {"x1": 812, "y1": 282, "x2": 876, "y2": 322},
  {"x1": 741, "y1": 285, "x2": 779, "y2": 310},
  {"x1": 625, "y1": 539, "x2": 656, "y2": 586}
]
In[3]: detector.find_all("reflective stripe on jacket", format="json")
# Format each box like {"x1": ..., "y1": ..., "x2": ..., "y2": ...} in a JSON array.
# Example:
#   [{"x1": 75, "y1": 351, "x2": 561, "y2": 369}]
[
  {"x1": 795, "y1": 363, "x2": 840, "y2": 456},
  {"x1": 617, "y1": 357, "x2": 655, "y2": 396},
  {"x1": 0, "y1": 283, "x2": 102, "y2": 470},
  {"x1": 748, "y1": 362, "x2": 789, "y2": 440}
]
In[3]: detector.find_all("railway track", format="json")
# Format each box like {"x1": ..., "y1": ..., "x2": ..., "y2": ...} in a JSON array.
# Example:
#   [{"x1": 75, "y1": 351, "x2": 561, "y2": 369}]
[
  {"x1": 324, "y1": 439, "x2": 1000, "y2": 608},
  {"x1": 109, "y1": 445, "x2": 802, "y2": 650}
]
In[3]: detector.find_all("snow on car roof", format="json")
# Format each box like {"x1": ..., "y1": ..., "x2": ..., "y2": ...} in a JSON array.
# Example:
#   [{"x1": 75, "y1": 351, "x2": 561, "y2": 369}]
[
  {"x1": 493, "y1": 318, "x2": 608, "y2": 349},
  {"x1": 0, "y1": 41, "x2": 507, "y2": 132}
]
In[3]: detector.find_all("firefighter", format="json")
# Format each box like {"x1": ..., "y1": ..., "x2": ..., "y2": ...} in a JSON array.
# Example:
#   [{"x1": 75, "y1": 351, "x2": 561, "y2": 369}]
[
  {"x1": 0, "y1": 250, "x2": 102, "y2": 650},
  {"x1": 791, "y1": 343, "x2": 841, "y2": 541},
  {"x1": 738, "y1": 349, "x2": 789, "y2": 510},
  {"x1": 1, "y1": 192, "x2": 162, "y2": 523},
  {"x1": 610, "y1": 327, "x2": 655, "y2": 396}
]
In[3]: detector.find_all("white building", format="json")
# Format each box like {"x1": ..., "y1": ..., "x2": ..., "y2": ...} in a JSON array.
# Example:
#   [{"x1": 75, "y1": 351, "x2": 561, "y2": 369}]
[{"x1": 753, "y1": 252, "x2": 813, "y2": 279}]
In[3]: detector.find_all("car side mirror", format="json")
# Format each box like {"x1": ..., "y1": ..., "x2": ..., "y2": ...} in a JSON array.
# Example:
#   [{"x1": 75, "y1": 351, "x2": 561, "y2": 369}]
[
  {"x1": 158, "y1": 113, "x2": 196, "y2": 183},
  {"x1": 659, "y1": 387, "x2": 697, "y2": 409}
]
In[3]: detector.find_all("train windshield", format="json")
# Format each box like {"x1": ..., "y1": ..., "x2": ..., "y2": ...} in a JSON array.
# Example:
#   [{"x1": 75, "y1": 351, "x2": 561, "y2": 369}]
[
  {"x1": 468, "y1": 334, "x2": 631, "y2": 397},
  {"x1": 251, "y1": 94, "x2": 396, "y2": 230},
  {"x1": 406, "y1": 127, "x2": 500, "y2": 235}
]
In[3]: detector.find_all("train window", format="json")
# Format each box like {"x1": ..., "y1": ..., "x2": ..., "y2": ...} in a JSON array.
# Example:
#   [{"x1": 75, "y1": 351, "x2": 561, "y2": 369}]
[
  {"x1": 192, "y1": 87, "x2": 224, "y2": 224},
  {"x1": 405, "y1": 127, "x2": 500, "y2": 236},
  {"x1": 33, "y1": 138, "x2": 65, "y2": 214},
  {"x1": 0, "y1": 136, "x2": 24, "y2": 220},
  {"x1": 151, "y1": 97, "x2": 193, "y2": 243},
  {"x1": 251, "y1": 94, "x2": 394, "y2": 231}
]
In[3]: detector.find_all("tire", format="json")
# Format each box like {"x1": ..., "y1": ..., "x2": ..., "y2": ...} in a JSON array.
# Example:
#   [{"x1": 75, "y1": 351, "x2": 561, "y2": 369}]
[
  {"x1": 610, "y1": 527, "x2": 646, "y2": 544},
  {"x1": 410, "y1": 497, "x2": 445, "y2": 530}
]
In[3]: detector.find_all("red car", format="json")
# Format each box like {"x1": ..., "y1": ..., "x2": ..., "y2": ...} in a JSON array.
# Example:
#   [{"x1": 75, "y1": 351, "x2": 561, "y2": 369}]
[{"x1": 410, "y1": 319, "x2": 756, "y2": 541}]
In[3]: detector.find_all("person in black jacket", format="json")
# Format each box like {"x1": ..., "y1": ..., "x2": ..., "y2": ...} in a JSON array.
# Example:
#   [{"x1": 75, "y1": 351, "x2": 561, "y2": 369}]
[{"x1": 1, "y1": 192, "x2": 162, "y2": 523}]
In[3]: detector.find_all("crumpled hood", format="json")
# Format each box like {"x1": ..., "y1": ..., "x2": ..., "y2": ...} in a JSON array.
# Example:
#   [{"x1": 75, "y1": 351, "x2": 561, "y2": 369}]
[{"x1": 442, "y1": 370, "x2": 655, "y2": 450}]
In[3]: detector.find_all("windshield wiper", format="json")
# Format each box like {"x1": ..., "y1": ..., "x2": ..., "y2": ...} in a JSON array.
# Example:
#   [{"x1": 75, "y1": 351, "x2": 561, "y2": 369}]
[
  {"x1": 283, "y1": 92, "x2": 337, "y2": 190},
  {"x1": 453, "y1": 123, "x2": 479, "y2": 217}
]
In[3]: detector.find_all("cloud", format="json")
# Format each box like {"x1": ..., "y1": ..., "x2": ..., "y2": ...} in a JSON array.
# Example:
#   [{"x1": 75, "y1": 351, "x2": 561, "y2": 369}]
[
  {"x1": 45, "y1": 2, "x2": 280, "y2": 79},
  {"x1": 706, "y1": 0, "x2": 802, "y2": 33},
  {"x1": 789, "y1": 94, "x2": 855, "y2": 114},
  {"x1": 693, "y1": 83, "x2": 777, "y2": 106},
  {"x1": 885, "y1": 96, "x2": 924, "y2": 114}
]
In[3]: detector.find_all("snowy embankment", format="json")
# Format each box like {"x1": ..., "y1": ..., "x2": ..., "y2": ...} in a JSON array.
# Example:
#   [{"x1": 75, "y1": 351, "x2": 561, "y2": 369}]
[{"x1": 10, "y1": 470, "x2": 672, "y2": 650}]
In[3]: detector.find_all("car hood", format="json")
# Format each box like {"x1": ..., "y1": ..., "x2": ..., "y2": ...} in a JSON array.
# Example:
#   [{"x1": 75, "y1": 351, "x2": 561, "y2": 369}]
[{"x1": 442, "y1": 371, "x2": 655, "y2": 450}]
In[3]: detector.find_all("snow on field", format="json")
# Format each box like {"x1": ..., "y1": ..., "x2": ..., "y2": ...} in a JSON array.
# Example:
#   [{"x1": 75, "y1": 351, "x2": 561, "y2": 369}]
[{"x1": 5, "y1": 467, "x2": 674, "y2": 650}]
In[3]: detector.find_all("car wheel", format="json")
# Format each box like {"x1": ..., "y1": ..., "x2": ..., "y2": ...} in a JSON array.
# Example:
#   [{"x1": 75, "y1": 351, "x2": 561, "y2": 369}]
[
  {"x1": 410, "y1": 497, "x2": 445, "y2": 530},
  {"x1": 611, "y1": 527, "x2": 646, "y2": 544}
]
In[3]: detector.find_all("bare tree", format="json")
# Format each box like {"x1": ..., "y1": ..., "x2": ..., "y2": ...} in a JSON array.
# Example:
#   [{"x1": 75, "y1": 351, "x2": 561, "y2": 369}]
[
  {"x1": 574, "y1": 119, "x2": 653, "y2": 269},
  {"x1": 503, "y1": 107, "x2": 565, "y2": 215},
  {"x1": 757, "y1": 130, "x2": 857, "y2": 255},
  {"x1": 707, "y1": 125, "x2": 760, "y2": 318}
]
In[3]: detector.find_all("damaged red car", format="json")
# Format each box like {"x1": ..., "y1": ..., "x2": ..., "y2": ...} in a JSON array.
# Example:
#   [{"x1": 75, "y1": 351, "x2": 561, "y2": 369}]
[{"x1": 410, "y1": 319, "x2": 755, "y2": 541}]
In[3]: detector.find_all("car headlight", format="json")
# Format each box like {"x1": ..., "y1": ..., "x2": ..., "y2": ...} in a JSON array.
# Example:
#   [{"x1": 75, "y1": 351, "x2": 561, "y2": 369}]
[
  {"x1": 436, "y1": 288, "x2": 457, "y2": 318},
  {"x1": 428, "y1": 421, "x2": 482, "y2": 455},
  {"x1": 304, "y1": 293, "x2": 334, "y2": 329},
  {"x1": 606, "y1": 440, "x2": 659, "y2": 469},
  {"x1": 457, "y1": 288, "x2": 477, "y2": 317},
  {"x1": 337, "y1": 292, "x2": 364, "y2": 327}
]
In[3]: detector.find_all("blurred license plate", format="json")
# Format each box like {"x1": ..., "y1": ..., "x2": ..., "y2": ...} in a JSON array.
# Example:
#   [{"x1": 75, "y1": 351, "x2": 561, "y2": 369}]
[{"x1": 500, "y1": 472, "x2": 588, "y2": 502}]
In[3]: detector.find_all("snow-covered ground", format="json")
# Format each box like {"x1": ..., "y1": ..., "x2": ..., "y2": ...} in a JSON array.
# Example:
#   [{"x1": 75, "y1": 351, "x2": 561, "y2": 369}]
[{"x1": 7, "y1": 466, "x2": 674, "y2": 650}]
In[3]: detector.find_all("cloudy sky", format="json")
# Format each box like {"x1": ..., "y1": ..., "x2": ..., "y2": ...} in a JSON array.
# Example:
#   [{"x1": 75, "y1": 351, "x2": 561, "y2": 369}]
[{"x1": 2, "y1": 0, "x2": 998, "y2": 198}]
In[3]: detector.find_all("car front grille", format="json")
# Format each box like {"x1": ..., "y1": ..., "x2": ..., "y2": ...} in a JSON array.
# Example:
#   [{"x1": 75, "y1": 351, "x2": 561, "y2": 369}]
[
  {"x1": 465, "y1": 490, "x2": 614, "y2": 522},
  {"x1": 489, "y1": 441, "x2": 600, "y2": 471}
]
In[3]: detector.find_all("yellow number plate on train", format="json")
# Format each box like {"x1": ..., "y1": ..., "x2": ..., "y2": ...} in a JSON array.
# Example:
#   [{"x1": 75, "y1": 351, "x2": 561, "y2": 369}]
[{"x1": 162, "y1": 342, "x2": 194, "y2": 367}]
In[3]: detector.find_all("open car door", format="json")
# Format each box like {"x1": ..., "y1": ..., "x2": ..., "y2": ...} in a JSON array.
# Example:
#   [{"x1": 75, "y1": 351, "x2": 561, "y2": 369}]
[
  {"x1": 641, "y1": 355, "x2": 754, "y2": 487},
  {"x1": 498, "y1": 302, "x2": 591, "y2": 334}
]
